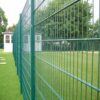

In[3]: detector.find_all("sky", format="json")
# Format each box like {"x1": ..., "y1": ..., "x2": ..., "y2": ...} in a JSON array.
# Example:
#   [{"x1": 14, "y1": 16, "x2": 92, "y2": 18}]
[
  {"x1": 90, "y1": 0, "x2": 99, "y2": 22},
  {"x1": 0, "y1": 0, "x2": 26, "y2": 27},
  {"x1": 0, "y1": 0, "x2": 99, "y2": 27}
]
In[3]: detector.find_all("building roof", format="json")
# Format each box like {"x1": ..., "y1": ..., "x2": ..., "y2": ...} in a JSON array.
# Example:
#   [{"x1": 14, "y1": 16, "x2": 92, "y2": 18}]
[{"x1": 2, "y1": 32, "x2": 13, "y2": 35}]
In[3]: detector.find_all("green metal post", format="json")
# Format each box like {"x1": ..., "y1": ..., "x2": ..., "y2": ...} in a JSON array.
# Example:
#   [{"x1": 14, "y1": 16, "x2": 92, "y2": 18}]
[
  {"x1": 31, "y1": 0, "x2": 35, "y2": 100},
  {"x1": 20, "y1": 14, "x2": 23, "y2": 94}
]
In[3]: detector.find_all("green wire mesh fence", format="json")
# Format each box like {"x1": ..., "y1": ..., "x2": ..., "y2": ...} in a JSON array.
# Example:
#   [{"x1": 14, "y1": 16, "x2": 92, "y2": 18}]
[{"x1": 13, "y1": 0, "x2": 100, "y2": 100}]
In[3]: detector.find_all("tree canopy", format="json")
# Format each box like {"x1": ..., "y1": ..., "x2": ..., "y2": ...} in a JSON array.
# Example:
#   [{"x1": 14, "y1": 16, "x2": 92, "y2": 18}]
[
  {"x1": 7, "y1": 24, "x2": 16, "y2": 32},
  {"x1": 0, "y1": 8, "x2": 8, "y2": 43},
  {"x1": 35, "y1": 0, "x2": 92, "y2": 39}
]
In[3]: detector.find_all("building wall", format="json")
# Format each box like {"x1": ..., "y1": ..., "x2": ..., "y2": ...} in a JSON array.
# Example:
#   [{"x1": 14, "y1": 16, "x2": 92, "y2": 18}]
[
  {"x1": 35, "y1": 35, "x2": 42, "y2": 51},
  {"x1": 4, "y1": 34, "x2": 13, "y2": 52},
  {"x1": 23, "y1": 34, "x2": 42, "y2": 52}
]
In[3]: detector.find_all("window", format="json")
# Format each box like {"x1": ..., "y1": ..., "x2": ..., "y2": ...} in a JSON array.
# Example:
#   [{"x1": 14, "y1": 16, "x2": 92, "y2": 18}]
[
  {"x1": 5, "y1": 35, "x2": 10, "y2": 43},
  {"x1": 6, "y1": 35, "x2": 9, "y2": 39},
  {"x1": 37, "y1": 35, "x2": 40, "y2": 41},
  {"x1": 24, "y1": 35, "x2": 28, "y2": 43},
  {"x1": 6, "y1": 40, "x2": 10, "y2": 43},
  {"x1": 11, "y1": 36, "x2": 13, "y2": 43}
]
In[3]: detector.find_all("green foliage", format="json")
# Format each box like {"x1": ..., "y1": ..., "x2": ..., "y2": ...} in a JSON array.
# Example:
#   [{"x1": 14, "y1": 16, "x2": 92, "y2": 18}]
[
  {"x1": 93, "y1": 20, "x2": 99, "y2": 38},
  {"x1": 88, "y1": 20, "x2": 100, "y2": 50},
  {"x1": 0, "y1": 8, "x2": 8, "y2": 43},
  {"x1": 7, "y1": 24, "x2": 16, "y2": 32},
  {"x1": 35, "y1": 0, "x2": 92, "y2": 39}
]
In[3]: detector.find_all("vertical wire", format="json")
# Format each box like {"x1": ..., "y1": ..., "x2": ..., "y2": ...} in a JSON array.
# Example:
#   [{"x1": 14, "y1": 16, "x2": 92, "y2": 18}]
[
  {"x1": 56, "y1": 4, "x2": 59, "y2": 99},
  {"x1": 63, "y1": 4, "x2": 65, "y2": 99},
  {"x1": 59, "y1": 10, "x2": 61, "y2": 99},
  {"x1": 61, "y1": 10, "x2": 62, "y2": 99},
  {"x1": 51, "y1": 4, "x2": 53, "y2": 99},
  {"x1": 66, "y1": 7, "x2": 69, "y2": 100},
  {"x1": 85, "y1": 0, "x2": 89, "y2": 99},
  {"x1": 72, "y1": 4, "x2": 74, "y2": 100},
  {"x1": 51, "y1": 16, "x2": 53, "y2": 100},
  {"x1": 45, "y1": 21, "x2": 47, "y2": 99},
  {"x1": 57, "y1": 3, "x2": 59, "y2": 99},
  {"x1": 40, "y1": 7, "x2": 42, "y2": 98},
  {"x1": 52, "y1": 5, "x2": 57, "y2": 97},
  {"x1": 51, "y1": 15, "x2": 53, "y2": 100},
  {"x1": 69, "y1": 6, "x2": 71, "y2": 100},
  {"x1": 53, "y1": 5, "x2": 55, "y2": 100},
  {"x1": 55, "y1": 4, "x2": 57, "y2": 99},
  {"x1": 60, "y1": 7, "x2": 62, "y2": 98},
  {"x1": 34, "y1": 5, "x2": 36, "y2": 99},
  {"x1": 72, "y1": 3, "x2": 76, "y2": 100},
  {"x1": 62, "y1": 6, "x2": 64, "y2": 99},
  {"x1": 61, "y1": 9, "x2": 64, "y2": 99},
  {"x1": 59, "y1": 8, "x2": 61, "y2": 100},
  {"x1": 76, "y1": 2, "x2": 80, "y2": 100},
  {"x1": 97, "y1": 0, "x2": 100, "y2": 99},
  {"x1": 57, "y1": 5, "x2": 59, "y2": 99},
  {"x1": 51, "y1": 2, "x2": 54, "y2": 98},
  {"x1": 57, "y1": 3, "x2": 60, "y2": 98},
  {"x1": 60, "y1": 3, "x2": 62, "y2": 97},
  {"x1": 91, "y1": 0, "x2": 94, "y2": 100},
  {"x1": 64, "y1": 6, "x2": 66, "y2": 100},
  {"x1": 58, "y1": 2, "x2": 60, "y2": 97},
  {"x1": 63, "y1": 8, "x2": 65, "y2": 99},
  {"x1": 80, "y1": 0, "x2": 84, "y2": 99}
]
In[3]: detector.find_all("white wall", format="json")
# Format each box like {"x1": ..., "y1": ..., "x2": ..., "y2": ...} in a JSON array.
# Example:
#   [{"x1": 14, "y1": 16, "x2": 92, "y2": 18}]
[
  {"x1": 23, "y1": 35, "x2": 31, "y2": 52},
  {"x1": 4, "y1": 34, "x2": 13, "y2": 52},
  {"x1": 23, "y1": 34, "x2": 42, "y2": 52},
  {"x1": 35, "y1": 35, "x2": 42, "y2": 51}
]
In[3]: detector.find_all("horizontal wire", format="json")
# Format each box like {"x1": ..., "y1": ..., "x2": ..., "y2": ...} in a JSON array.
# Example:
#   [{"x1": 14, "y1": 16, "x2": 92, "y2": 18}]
[
  {"x1": 34, "y1": 0, "x2": 80, "y2": 26},
  {"x1": 36, "y1": 87, "x2": 45, "y2": 100},
  {"x1": 34, "y1": 0, "x2": 45, "y2": 12},
  {"x1": 22, "y1": 75, "x2": 31, "y2": 100},
  {"x1": 36, "y1": 56, "x2": 100, "y2": 92},
  {"x1": 22, "y1": 70, "x2": 31, "y2": 90},
  {"x1": 35, "y1": 38, "x2": 100, "y2": 42},
  {"x1": 36, "y1": 71, "x2": 63, "y2": 100}
]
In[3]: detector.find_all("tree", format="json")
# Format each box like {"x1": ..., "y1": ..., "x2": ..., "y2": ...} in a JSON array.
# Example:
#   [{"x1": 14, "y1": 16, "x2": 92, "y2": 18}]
[
  {"x1": 0, "y1": 8, "x2": 8, "y2": 43},
  {"x1": 36, "y1": 0, "x2": 92, "y2": 39},
  {"x1": 7, "y1": 24, "x2": 16, "y2": 32},
  {"x1": 89, "y1": 20, "x2": 100, "y2": 50},
  {"x1": 35, "y1": 0, "x2": 92, "y2": 50},
  {"x1": 93, "y1": 20, "x2": 99, "y2": 38}
]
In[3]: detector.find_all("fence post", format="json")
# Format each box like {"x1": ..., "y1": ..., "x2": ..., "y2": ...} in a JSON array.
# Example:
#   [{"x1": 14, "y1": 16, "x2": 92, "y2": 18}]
[
  {"x1": 20, "y1": 14, "x2": 23, "y2": 94},
  {"x1": 31, "y1": 0, "x2": 35, "y2": 100}
]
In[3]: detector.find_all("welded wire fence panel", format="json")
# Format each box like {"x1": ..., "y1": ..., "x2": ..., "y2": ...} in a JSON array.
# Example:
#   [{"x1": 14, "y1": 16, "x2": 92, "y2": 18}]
[
  {"x1": 21, "y1": 0, "x2": 32, "y2": 100},
  {"x1": 13, "y1": 0, "x2": 100, "y2": 100},
  {"x1": 35, "y1": 0, "x2": 100, "y2": 100},
  {"x1": 13, "y1": 0, "x2": 34, "y2": 100}
]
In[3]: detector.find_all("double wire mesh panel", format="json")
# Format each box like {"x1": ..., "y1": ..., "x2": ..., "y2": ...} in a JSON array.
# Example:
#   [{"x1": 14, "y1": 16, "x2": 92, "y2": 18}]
[
  {"x1": 35, "y1": 0, "x2": 100, "y2": 100},
  {"x1": 13, "y1": 0, "x2": 100, "y2": 100},
  {"x1": 13, "y1": 0, "x2": 35, "y2": 100}
]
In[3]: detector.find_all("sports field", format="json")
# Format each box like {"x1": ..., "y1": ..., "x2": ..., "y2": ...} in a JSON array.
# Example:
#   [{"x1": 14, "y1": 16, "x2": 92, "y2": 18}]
[
  {"x1": 0, "y1": 50, "x2": 22, "y2": 100},
  {"x1": 36, "y1": 51, "x2": 100, "y2": 100}
]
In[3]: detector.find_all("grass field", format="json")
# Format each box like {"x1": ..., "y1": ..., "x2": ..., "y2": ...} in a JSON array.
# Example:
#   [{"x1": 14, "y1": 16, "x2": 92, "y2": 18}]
[
  {"x1": 35, "y1": 51, "x2": 100, "y2": 100},
  {"x1": 0, "y1": 50, "x2": 23, "y2": 100}
]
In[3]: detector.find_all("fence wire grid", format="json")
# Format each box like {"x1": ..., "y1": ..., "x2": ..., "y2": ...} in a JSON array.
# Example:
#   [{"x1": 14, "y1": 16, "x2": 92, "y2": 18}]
[{"x1": 13, "y1": 0, "x2": 100, "y2": 100}]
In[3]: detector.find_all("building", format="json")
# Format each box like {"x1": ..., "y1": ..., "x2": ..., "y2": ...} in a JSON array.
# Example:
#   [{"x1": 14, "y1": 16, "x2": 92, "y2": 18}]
[
  {"x1": 23, "y1": 33, "x2": 42, "y2": 52},
  {"x1": 35, "y1": 34, "x2": 42, "y2": 51},
  {"x1": 3, "y1": 32, "x2": 13, "y2": 52}
]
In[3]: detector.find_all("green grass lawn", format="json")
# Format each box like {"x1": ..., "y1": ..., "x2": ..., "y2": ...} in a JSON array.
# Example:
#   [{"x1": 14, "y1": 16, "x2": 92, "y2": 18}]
[
  {"x1": 35, "y1": 51, "x2": 100, "y2": 100},
  {"x1": 0, "y1": 50, "x2": 23, "y2": 100}
]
